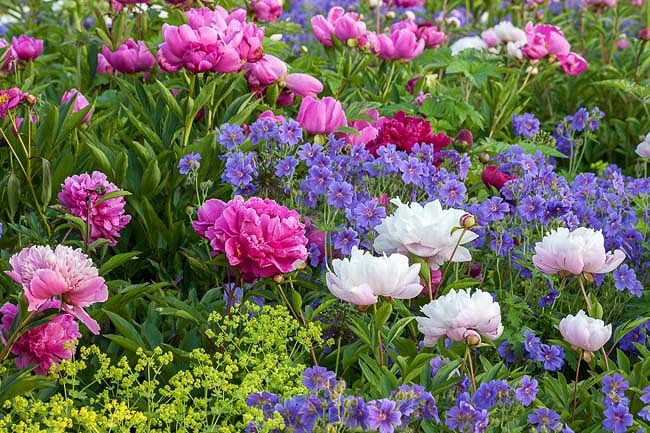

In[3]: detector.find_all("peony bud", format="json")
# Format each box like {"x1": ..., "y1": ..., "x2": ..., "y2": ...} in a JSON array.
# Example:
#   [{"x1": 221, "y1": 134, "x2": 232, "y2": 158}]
[
  {"x1": 479, "y1": 152, "x2": 490, "y2": 164},
  {"x1": 640, "y1": 28, "x2": 650, "y2": 41},
  {"x1": 460, "y1": 213, "x2": 476, "y2": 229},
  {"x1": 273, "y1": 274, "x2": 285, "y2": 284},
  {"x1": 464, "y1": 329, "x2": 482, "y2": 346}
]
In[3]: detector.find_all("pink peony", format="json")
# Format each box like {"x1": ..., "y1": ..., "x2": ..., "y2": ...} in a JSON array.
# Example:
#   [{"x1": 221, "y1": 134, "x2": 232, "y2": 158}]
[
  {"x1": 559, "y1": 310, "x2": 611, "y2": 353},
  {"x1": 57, "y1": 171, "x2": 131, "y2": 246},
  {"x1": 311, "y1": 7, "x2": 371, "y2": 48},
  {"x1": 347, "y1": 109, "x2": 380, "y2": 147},
  {"x1": 481, "y1": 166, "x2": 515, "y2": 190},
  {"x1": 1, "y1": 302, "x2": 81, "y2": 374},
  {"x1": 101, "y1": 39, "x2": 155, "y2": 74},
  {"x1": 376, "y1": 28, "x2": 425, "y2": 61},
  {"x1": 285, "y1": 73, "x2": 323, "y2": 98},
  {"x1": 6, "y1": 245, "x2": 108, "y2": 334},
  {"x1": 96, "y1": 53, "x2": 114, "y2": 75},
  {"x1": 296, "y1": 96, "x2": 347, "y2": 135},
  {"x1": 193, "y1": 196, "x2": 309, "y2": 281},
  {"x1": 11, "y1": 35, "x2": 43, "y2": 62},
  {"x1": 0, "y1": 38, "x2": 17, "y2": 72},
  {"x1": 245, "y1": 54, "x2": 287, "y2": 89},
  {"x1": 0, "y1": 87, "x2": 31, "y2": 119},
  {"x1": 558, "y1": 52, "x2": 588, "y2": 76},
  {"x1": 60, "y1": 89, "x2": 92, "y2": 124},
  {"x1": 417, "y1": 23, "x2": 446, "y2": 49},
  {"x1": 250, "y1": 0, "x2": 283, "y2": 22},
  {"x1": 532, "y1": 227, "x2": 625, "y2": 276},
  {"x1": 522, "y1": 22, "x2": 571, "y2": 60}
]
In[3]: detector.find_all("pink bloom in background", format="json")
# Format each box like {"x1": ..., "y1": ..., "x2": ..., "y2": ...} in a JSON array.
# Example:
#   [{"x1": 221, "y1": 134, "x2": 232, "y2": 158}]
[
  {"x1": 6, "y1": 245, "x2": 108, "y2": 334},
  {"x1": 285, "y1": 73, "x2": 323, "y2": 97},
  {"x1": 559, "y1": 310, "x2": 611, "y2": 353},
  {"x1": 583, "y1": 0, "x2": 617, "y2": 7},
  {"x1": 258, "y1": 110, "x2": 285, "y2": 122},
  {"x1": 57, "y1": 171, "x2": 131, "y2": 246},
  {"x1": 186, "y1": 6, "x2": 229, "y2": 29},
  {"x1": 392, "y1": 0, "x2": 425, "y2": 6},
  {"x1": 481, "y1": 29, "x2": 500, "y2": 47},
  {"x1": 376, "y1": 28, "x2": 425, "y2": 61},
  {"x1": 101, "y1": 39, "x2": 155, "y2": 73},
  {"x1": 0, "y1": 38, "x2": 17, "y2": 72},
  {"x1": 116, "y1": 0, "x2": 149, "y2": 4},
  {"x1": 250, "y1": 0, "x2": 283, "y2": 22},
  {"x1": 558, "y1": 52, "x2": 588, "y2": 76},
  {"x1": 532, "y1": 227, "x2": 625, "y2": 276},
  {"x1": 347, "y1": 109, "x2": 380, "y2": 146},
  {"x1": 11, "y1": 35, "x2": 43, "y2": 61},
  {"x1": 193, "y1": 196, "x2": 308, "y2": 281},
  {"x1": 60, "y1": 89, "x2": 92, "y2": 124},
  {"x1": 11, "y1": 114, "x2": 38, "y2": 136},
  {"x1": 0, "y1": 302, "x2": 81, "y2": 375},
  {"x1": 296, "y1": 96, "x2": 347, "y2": 135},
  {"x1": 522, "y1": 22, "x2": 570, "y2": 60},
  {"x1": 245, "y1": 54, "x2": 287, "y2": 89},
  {"x1": 311, "y1": 7, "x2": 371, "y2": 48},
  {"x1": 417, "y1": 23, "x2": 446, "y2": 49},
  {"x1": 96, "y1": 53, "x2": 114, "y2": 75}
]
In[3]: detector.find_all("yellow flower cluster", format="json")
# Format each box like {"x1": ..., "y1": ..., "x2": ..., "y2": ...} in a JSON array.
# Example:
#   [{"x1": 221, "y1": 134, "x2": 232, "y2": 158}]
[{"x1": 0, "y1": 303, "x2": 321, "y2": 433}]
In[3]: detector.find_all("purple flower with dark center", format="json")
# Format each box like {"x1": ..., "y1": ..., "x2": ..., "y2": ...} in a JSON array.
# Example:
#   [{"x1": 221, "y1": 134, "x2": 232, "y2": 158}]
[
  {"x1": 515, "y1": 375, "x2": 538, "y2": 407},
  {"x1": 570, "y1": 108, "x2": 589, "y2": 132},
  {"x1": 222, "y1": 152, "x2": 257, "y2": 188},
  {"x1": 223, "y1": 283, "x2": 243, "y2": 307},
  {"x1": 524, "y1": 330, "x2": 542, "y2": 359},
  {"x1": 538, "y1": 288, "x2": 559, "y2": 308},
  {"x1": 497, "y1": 340, "x2": 516, "y2": 364},
  {"x1": 367, "y1": 399, "x2": 402, "y2": 433},
  {"x1": 333, "y1": 228, "x2": 359, "y2": 255},
  {"x1": 619, "y1": 322, "x2": 647, "y2": 352},
  {"x1": 445, "y1": 393, "x2": 489, "y2": 433},
  {"x1": 528, "y1": 408, "x2": 561, "y2": 432},
  {"x1": 306, "y1": 165, "x2": 332, "y2": 194},
  {"x1": 612, "y1": 264, "x2": 643, "y2": 298},
  {"x1": 398, "y1": 156, "x2": 425, "y2": 185},
  {"x1": 474, "y1": 381, "x2": 498, "y2": 410},
  {"x1": 327, "y1": 181, "x2": 354, "y2": 209},
  {"x1": 377, "y1": 144, "x2": 401, "y2": 174},
  {"x1": 246, "y1": 391, "x2": 280, "y2": 417},
  {"x1": 489, "y1": 230, "x2": 515, "y2": 256},
  {"x1": 178, "y1": 152, "x2": 201, "y2": 175},
  {"x1": 275, "y1": 156, "x2": 299, "y2": 177},
  {"x1": 602, "y1": 404, "x2": 633, "y2": 433},
  {"x1": 249, "y1": 118, "x2": 279, "y2": 144},
  {"x1": 353, "y1": 200, "x2": 386, "y2": 229},
  {"x1": 589, "y1": 107, "x2": 604, "y2": 131},
  {"x1": 297, "y1": 142, "x2": 323, "y2": 162},
  {"x1": 278, "y1": 119, "x2": 303, "y2": 146},
  {"x1": 602, "y1": 373, "x2": 630, "y2": 407},
  {"x1": 302, "y1": 366, "x2": 336, "y2": 391},
  {"x1": 512, "y1": 113, "x2": 540, "y2": 138},
  {"x1": 479, "y1": 196, "x2": 510, "y2": 223},
  {"x1": 439, "y1": 179, "x2": 467, "y2": 207},
  {"x1": 538, "y1": 344, "x2": 564, "y2": 371},
  {"x1": 517, "y1": 195, "x2": 545, "y2": 222},
  {"x1": 218, "y1": 123, "x2": 246, "y2": 150}
]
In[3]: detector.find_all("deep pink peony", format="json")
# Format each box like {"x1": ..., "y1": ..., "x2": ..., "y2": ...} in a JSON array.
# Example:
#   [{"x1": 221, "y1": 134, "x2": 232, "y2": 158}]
[
  {"x1": 0, "y1": 87, "x2": 31, "y2": 119},
  {"x1": 376, "y1": 28, "x2": 425, "y2": 61},
  {"x1": 57, "y1": 171, "x2": 131, "y2": 246},
  {"x1": 392, "y1": 0, "x2": 425, "y2": 6},
  {"x1": 365, "y1": 111, "x2": 451, "y2": 155},
  {"x1": 11, "y1": 35, "x2": 43, "y2": 61},
  {"x1": 417, "y1": 23, "x2": 447, "y2": 49},
  {"x1": 6, "y1": 245, "x2": 108, "y2": 334},
  {"x1": 558, "y1": 52, "x2": 588, "y2": 76},
  {"x1": 481, "y1": 166, "x2": 515, "y2": 190},
  {"x1": 347, "y1": 109, "x2": 380, "y2": 146},
  {"x1": 285, "y1": 73, "x2": 323, "y2": 98},
  {"x1": 96, "y1": 53, "x2": 114, "y2": 75},
  {"x1": 193, "y1": 196, "x2": 308, "y2": 281},
  {"x1": 296, "y1": 96, "x2": 347, "y2": 135},
  {"x1": 250, "y1": 0, "x2": 283, "y2": 22},
  {"x1": 102, "y1": 39, "x2": 155, "y2": 74},
  {"x1": 311, "y1": 7, "x2": 371, "y2": 48},
  {"x1": 1, "y1": 302, "x2": 81, "y2": 374},
  {"x1": 60, "y1": 89, "x2": 92, "y2": 124},
  {"x1": 522, "y1": 22, "x2": 571, "y2": 60},
  {"x1": 245, "y1": 54, "x2": 287, "y2": 89}
]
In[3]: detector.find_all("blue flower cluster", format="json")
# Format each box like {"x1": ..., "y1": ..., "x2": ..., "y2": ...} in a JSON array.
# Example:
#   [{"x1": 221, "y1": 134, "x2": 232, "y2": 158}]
[
  {"x1": 601, "y1": 373, "x2": 634, "y2": 433},
  {"x1": 523, "y1": 330, "x2": 565, "y2": 372},
  {"x1": 552, "y1": 107, "x2": 604, "y2": 156}
]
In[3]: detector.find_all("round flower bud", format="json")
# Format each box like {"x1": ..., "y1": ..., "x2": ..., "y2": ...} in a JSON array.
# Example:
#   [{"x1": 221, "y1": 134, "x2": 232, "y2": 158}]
[
  {"x1": 460, "y1": 213, "x2": 477, "y2": 229},
  {"x1": 479, "y1": 152, "x2": 490, "y2": 164},
  {"x1": 464, "y1": 329, "x2": 482, "y2": 346},
  {"x1": 273, "y1": 274, "x2": 285, "y2": 283},
  {"x1": 640, "y1": 28, "x2": 650, "y2": 41}
]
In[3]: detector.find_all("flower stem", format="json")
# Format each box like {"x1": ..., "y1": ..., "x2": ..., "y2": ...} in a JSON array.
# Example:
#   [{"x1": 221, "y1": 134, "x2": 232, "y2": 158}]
[
  {"x1": 464, "y1": 344, "x2": 476, "y2": 392},
  {"x1": 571, "y1": 351, "x2": 582, "y2": 422},
  {"x1": 0, "y1": 311, "x2": 36, "y2": 363},
  {"x1": 577, "y1": 276, "x2": 592, "y2": 313}
]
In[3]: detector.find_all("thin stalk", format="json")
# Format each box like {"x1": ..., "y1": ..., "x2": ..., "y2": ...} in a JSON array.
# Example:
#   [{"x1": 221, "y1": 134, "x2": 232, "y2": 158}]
[{"x1": 571, "y1": 351, "x2": 582, "y2": 422}]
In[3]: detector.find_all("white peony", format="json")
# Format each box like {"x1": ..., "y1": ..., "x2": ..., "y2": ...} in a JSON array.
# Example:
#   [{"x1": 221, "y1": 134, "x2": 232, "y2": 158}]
[
  {"x1": 450, "y1": 36, "x2": 487, "y2": 55},
  {"x1": 636, "y1": 132, "x2": 650, "y2": 158},
  {"x1": 492, "y1": 21, "x2": 527, "y2": 44},
  {"x1": 559, "y1": 310, "x2": 612, "y2": 352},
  {"x1": 416, "y1": 288, "x2": 503, "y2": 346},
  {"x1": 373, "y1": 198, "x2": 479, "y2": 269},
  {"x1": 326, "y1": 247, "x2": 423, "y2": 306},
  {"x1": 532, "y1": 227, "x2": 625, "y2": 275}
]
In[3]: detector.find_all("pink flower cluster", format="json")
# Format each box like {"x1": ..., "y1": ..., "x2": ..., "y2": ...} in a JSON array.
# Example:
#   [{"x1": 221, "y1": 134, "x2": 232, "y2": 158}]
[
  {"x1": 1, "y1": 302, "x2": 81, "y2": 375},
  {"x1": 0, "y1": 87, "x2": 35, "y2": 119},
  {"x1": 101, "y1": 39, "x2": 156, "y2": 74},
  {"x1": 0, "y1": 35, "x2": 43, "y2": 72},
  {"x1": 6, "y1": 245, "x2": 108, "y2": 334},
  {"x1": 311, "y1": 8, "x2": 445, "y2": 62},
  {"x1": 57, "y1": 171, "x2": 131, "y2": 246},
  {"x1": 250, "y1": 0, "x2": 283, "y2": 22},
  {"x1": 157, "y1": 7, "x2": 264, "y2": 74},
  {"x1": 523, "y1": 22, "x2": 588, "y2": 76},
  {"x1": 193, "y1": 196, "x2": 308, "y2": 281}
]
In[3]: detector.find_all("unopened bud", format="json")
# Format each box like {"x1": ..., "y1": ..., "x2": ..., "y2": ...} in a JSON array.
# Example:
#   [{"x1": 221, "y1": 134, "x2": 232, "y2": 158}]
[
  {"x1": 581, "y1": 350, "x2": 593, "y2": 363},
  {"x1": 640, "y1": 28, "x2": 650, "y2": 41},
  {"x1": 460, "y1": 213, "x2": 476, "y2": 229},
  {"x1": 464, "y1": 329, "x2": 481, "y2": 346},
  {"x1": 582, "y1": 272, "x2": 594, "y2": 284},
  {"x1": 405, "y1": 11, "x2": 415, "y2": 20},
  {"x1": 356, "y1": 304, "x2": 369, "y2": 313},
  {"x1": 26, "y1": 94, "x2": 37, "y2": 105},
  {"x1": 273, "y1": 274, "x2": 284, "y2": 284},
  {"x1": 386, "y1": 11, "x2": 395, "y2": 19},
  {"x1": 269, "y1": 33, "x2": 283, "y2": 42},
  {"x1": 347, "y1": 38, "x2": 359, "y2": 48},
  {"x1": 479, "y1": 152, "x2": 490, "y2": 164}
]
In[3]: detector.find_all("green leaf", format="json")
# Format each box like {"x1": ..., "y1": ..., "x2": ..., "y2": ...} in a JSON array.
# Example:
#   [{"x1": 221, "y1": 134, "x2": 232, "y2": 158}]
[
  {"x1": 374, "y1": 303, "x2": 393, "y2": 330},
  {"x1": 105, "y1": 334, "x2": 142, "y2": 353},
  {"x1": 40, "y1": 158, "x2": 52, "y2": 207},
  {"x1": 100, "y1": 252, "x2": 141, "y2": 275},
  {"x1": 140, "y1": 159, "x2": 162, "y2": 194},
  {"x1": 0, "y1": 369, "x2": 54, "y2": 404},
  {"x1": 103, "y1": 310, "x2": 146, "y2": 348},
  {"x1": 95, "y1": 190, "x2": 132, "y2": 206}
]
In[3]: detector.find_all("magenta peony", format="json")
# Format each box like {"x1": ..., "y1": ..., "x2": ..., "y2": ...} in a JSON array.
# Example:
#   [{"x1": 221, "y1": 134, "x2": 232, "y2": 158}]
[
  {"x1": 0, "y1": 87, "x2": 32, "y2": 119},
  {"x1": 558, "y1": 52, "x2": 588, "y2": 76},
  {"x1": 250, "y1": 0, "x2": 283, "y2": 22},
  {"x1": 101, "y1": 39, "x2": 155, "y2": 74},
  {"x1": 60, "y1": 89, "x2": 92, "y2": 124},
  {"x1": 522, "y1": 22, "x2": 571, "y2": 60},
  {"x1": 365, "y1": 111, "x2": 451, "y2": 155},
  {"x1": 193, "y1": 196, "x2": 309, "y2": 281},
  {"x1": 6, "y1": 245, "x2": 108, "y2": 334},
  {"x1": 57, "y1": 171, "x2": 131, "y2": 246},
  {"x1": 285, "y1": 73, "x2": 324, "y2": 98},
  {"x1": 0, "y1": 302, "x2": 81, "y2": 374},
  {"x1": 376, "y1": 27, "x2": 425, "y2": 61},
  {"x1": 11, "y1": 35, "x2": 43, "y2": 62},
  {"x1": 296, "y1": 96, "x2": 347, "y2": 135},
  {"x1": 245, "y1": 54, "x2": 287, "y2": 89},
  {"x1": 311, "y1": 7, "x2": 372, "y2": 48}
]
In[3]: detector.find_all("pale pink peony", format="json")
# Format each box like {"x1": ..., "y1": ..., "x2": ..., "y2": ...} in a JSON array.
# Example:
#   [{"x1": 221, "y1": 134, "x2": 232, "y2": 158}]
[
  {"x1": 532, "y1": 227, "x2": 625, "y2": 276},
  {"x1": 417, "y1": 288, "x2": 503, "y2": 346},
  {"x1": 326, "y1": 247, "x2": 422, "y2": 305},
  {"x1": 193, "y1": 196, "x2": 308, "y2": 281},
  {"x1": 1, "y1": 302, "x2": 81, "y2": 374},
  {"x1": 6, "y1": 245, "x2": 108, "y2": 334},
  {"x1": 559, "y1": 310, "x2": 611, "y2": 353},
  {"x1": 57, "y1": 171, "x2": 131, "y2": 246}
]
